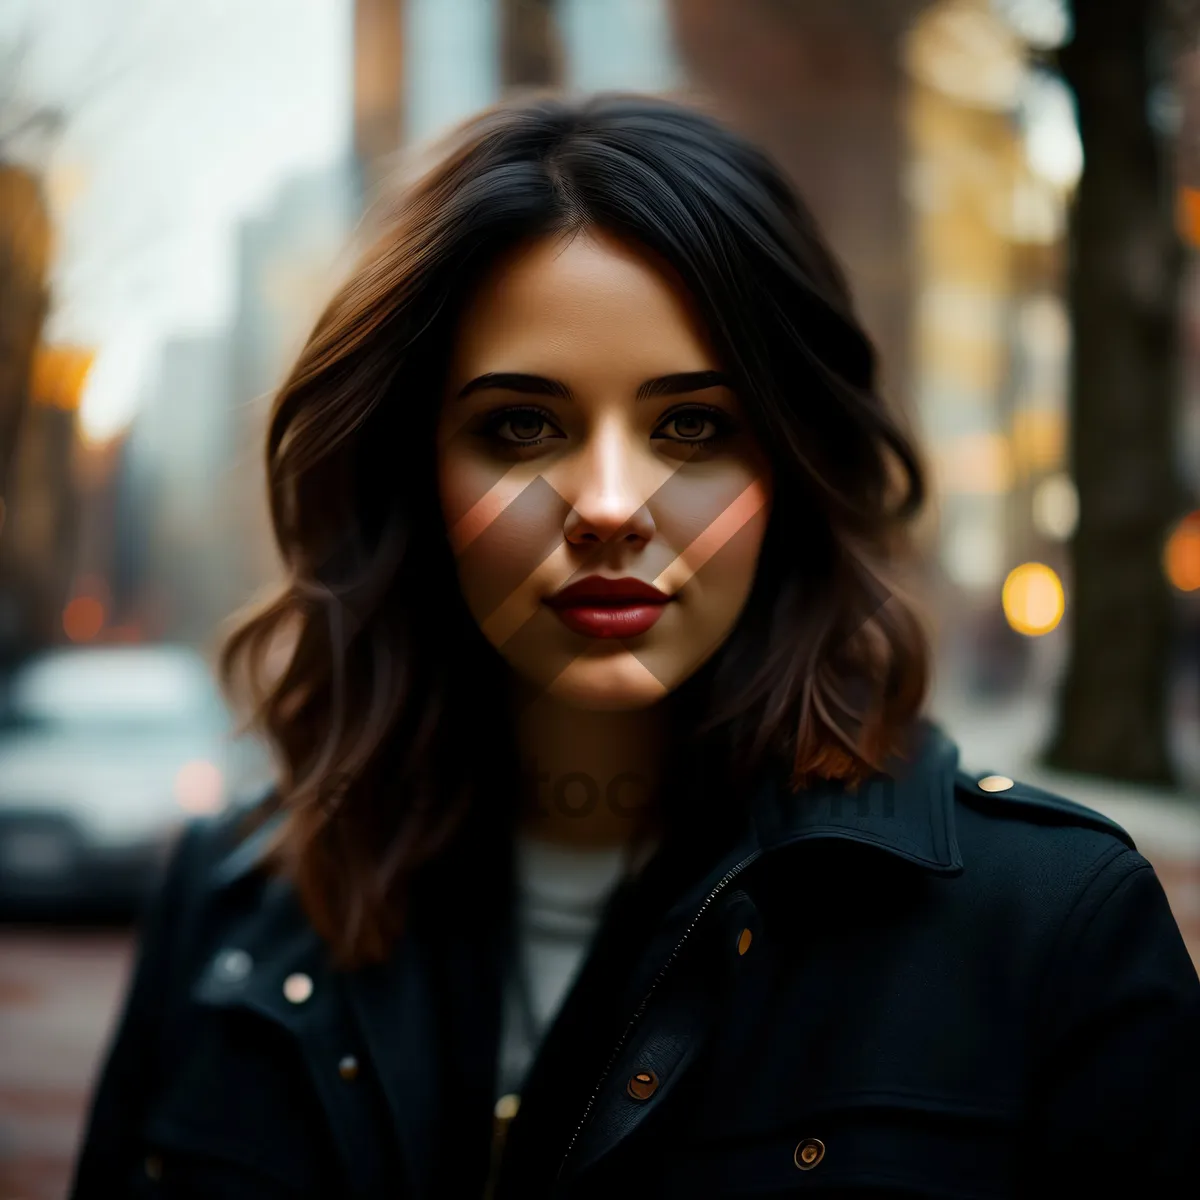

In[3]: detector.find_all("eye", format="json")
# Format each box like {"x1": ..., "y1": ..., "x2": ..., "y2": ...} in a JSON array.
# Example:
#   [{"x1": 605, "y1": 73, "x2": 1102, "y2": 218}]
[
  {"x1": 478, "y1": 405, "x2": 564, "y2": 447},
  {"x1": 653, "y1": 404, "x2": 736, "y2": 445}
]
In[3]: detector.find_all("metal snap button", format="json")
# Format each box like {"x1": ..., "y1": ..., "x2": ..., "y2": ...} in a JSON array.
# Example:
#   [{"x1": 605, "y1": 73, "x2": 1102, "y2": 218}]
[
  {"x1": 794, "y1": 1137, "x2": 825, "y2": 1169},
  {"x1": 626, "y1": 1069, "x2": 659, "y2": 1101},
  {"x1": 214, "y1": 948, "x2": 252, "y2": 982},
  {"x1": 338, "y1": 1055, "x2": 359, "y2": 1081},
  {"x1": 978, "y1": 774, "x2": 1014, "y2": 792},
  {"x1": 737, "y1": 927, "x2": 753, "y2": 955},
  {"x1": 144, "y1": 1153, "x2": 163, "y2": 1180},
  {"x1": 283, "y1": 972, "x2": 313, "y2": 1003}
]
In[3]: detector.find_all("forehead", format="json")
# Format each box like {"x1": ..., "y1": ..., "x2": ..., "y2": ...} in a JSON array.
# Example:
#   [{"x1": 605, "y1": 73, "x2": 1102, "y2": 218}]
[{"x1": 446, "y1": 228, "x2": 720, "y2": 383}]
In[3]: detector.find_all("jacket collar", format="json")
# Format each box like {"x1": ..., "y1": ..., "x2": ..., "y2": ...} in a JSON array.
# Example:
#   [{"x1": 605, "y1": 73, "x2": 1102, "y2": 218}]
[
  {"x1": 749, "y1": 719, "x2": 964, "y2": 875},
  {"x1": 212, "y1": 720, "x2": 964, "y2": 897}
]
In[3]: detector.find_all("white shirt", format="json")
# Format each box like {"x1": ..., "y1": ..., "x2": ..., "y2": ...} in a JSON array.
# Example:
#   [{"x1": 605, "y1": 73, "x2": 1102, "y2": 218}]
[{"x1": 495, "y1": 832, "x2": 655, "y2": 1101}]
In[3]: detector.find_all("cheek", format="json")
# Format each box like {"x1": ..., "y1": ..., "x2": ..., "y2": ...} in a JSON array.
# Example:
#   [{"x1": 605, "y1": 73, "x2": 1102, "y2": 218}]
[
  {"x1": 652, "y1": 460, "x2": 770, "y2": 583},
  {"x1": 695, "y1": 502, "x2": 770, "y2": 622},
  {"x1": 660, "y1": 464, "x2": 770, "y2": 645},
  {"x1": 437, "y1": 448, "x2": 566, "y2": 628}
]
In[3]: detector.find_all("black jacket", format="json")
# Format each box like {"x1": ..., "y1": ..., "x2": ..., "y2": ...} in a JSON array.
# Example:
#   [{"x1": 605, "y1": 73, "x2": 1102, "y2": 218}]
[{"x1": 70, "y1": 725, "x2": 1200, "y2": 1198}]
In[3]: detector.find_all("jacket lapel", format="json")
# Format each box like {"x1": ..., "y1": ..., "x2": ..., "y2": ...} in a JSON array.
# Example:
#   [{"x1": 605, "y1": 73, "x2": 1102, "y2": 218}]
[
  {"x1": 339, "y1": 932, "x2": 442, "y2": 1199},
  {"x1": 190, "y1": 868, "x2": 396, "y2": 1198},
  {"x1": 204, "y1": 815, "x2": 466, "y2": 1200}
]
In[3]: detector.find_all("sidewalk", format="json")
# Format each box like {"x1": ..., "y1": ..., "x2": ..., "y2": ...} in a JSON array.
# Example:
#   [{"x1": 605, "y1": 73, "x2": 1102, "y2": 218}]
[{"x1": 931, "y1": 687, "x2": 1200, "y2": 971}]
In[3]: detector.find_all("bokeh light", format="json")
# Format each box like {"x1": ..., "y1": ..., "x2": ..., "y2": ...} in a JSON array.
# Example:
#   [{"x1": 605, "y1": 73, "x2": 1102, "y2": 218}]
[
  {"x1": 1001, "y1": 561, "x2": 1065, "y2": 635},
  {"x1": 1031, "y1": 473, "x2": 1078, "y2": 541},
  {"x1": 1164, "y1": 512, "x2": 1200, "y2": 593},
  {"x1": 62, "y1": 595, "x2": 106, "y2": 642},
  {"x1": 174, "y1": 759, "x2": 226, "y2": 815}
]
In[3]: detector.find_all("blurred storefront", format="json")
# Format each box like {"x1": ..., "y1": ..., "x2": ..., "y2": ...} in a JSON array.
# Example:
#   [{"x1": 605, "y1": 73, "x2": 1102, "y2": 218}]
[{"x1": 905, "y1": 0, "x2": 1078, "y2": 696}]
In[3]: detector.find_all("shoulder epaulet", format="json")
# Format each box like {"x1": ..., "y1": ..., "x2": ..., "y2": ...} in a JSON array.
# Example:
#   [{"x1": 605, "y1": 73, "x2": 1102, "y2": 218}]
[{"x1": 954, "y1": 769, "x2": 1137, "y2": 852}]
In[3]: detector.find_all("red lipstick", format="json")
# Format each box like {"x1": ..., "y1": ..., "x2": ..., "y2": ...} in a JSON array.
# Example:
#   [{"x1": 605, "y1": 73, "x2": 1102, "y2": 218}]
[{"x1": 544, "y1": 575, "x2": 672, "y2": 639}]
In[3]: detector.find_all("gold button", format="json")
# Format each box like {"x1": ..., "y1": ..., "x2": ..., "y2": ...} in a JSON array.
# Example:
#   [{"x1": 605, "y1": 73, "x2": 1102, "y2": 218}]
[
  {"x1": 338, "y1": 1055, "x2": 359, "y2": 1080},
  {"x1": 794, "y1": 1137, "x2": 825, "y2": 1169},
  {"x1": 978, "y1": 774, "x2": 1014, "y2": 793},
  {"x1": 737, "y1": 927, "x2": 753, "y2": 955},
  {"x1": 494, "y1": 1092, "x2": 521, "y2": 1121},
  {"x1": 626, "y1": 1069, "x2": 659, "y2": 1101},
  {"x1": 144, "y1": 1154, "x2": 163, "y2": 1180},
  {"x1": 283, "y1": 972, "x2": 313, "y2": 1003}
]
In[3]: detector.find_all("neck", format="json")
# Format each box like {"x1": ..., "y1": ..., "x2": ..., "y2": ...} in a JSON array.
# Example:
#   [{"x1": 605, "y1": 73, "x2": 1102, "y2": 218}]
[{"x1": 512, "y1": 685, "x2": 669, "y2": 851}]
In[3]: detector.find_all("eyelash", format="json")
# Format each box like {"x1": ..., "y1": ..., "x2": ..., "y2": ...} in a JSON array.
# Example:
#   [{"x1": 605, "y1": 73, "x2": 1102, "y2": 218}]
[{"x1": 477, "y1": 403, "x2": 737, "y2": 449}]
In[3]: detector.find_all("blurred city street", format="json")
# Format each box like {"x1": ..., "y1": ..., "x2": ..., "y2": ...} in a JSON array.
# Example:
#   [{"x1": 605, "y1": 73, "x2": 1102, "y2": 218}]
[
  {"x1": 1, "y1": 0, "x2": 1199, "y2": 1196},
  {"x1": 0, "y1": 931, "x2": 132, "y2": 1200}
]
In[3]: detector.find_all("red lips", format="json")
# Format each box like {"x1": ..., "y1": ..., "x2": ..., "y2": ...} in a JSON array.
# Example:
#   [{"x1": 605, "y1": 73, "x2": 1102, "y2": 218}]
[{"x1": 544, "y1": 575, "x2": 673, "y2": 638}]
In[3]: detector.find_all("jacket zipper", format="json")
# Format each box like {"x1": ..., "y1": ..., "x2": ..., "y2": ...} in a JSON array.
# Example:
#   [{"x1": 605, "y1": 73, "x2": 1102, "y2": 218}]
[
  {"x1": 554, "y1": 846, "x2": 763, "y2": 1183},
  {"x1": 483, "y1": 1092, "x2": 521, "y2": 1200}
]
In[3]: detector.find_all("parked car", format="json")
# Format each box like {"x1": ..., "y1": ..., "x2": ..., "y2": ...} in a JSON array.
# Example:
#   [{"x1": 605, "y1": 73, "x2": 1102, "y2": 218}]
[{"x1": 0, "y1": 643, "x2": 273, "y2": 916}]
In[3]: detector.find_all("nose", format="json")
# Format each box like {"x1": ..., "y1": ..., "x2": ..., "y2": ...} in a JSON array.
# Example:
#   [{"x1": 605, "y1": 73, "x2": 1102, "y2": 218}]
[{"x1": 561, "y1": 417, "x2": 656, "y2": 547}]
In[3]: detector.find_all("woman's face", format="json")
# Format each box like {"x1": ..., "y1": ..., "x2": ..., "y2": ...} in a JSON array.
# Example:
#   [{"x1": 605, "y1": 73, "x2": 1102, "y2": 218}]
[{"x1": 436, "y1": 228, "x2": 773, "y2": 710}]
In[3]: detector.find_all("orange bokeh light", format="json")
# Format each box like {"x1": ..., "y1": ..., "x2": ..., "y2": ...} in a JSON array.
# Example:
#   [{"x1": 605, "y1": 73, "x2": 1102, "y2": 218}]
[
  {"x1": 31, "y1": 344, "x2": 95, "y2": 412},
  {"x1": 1165, "y1": 512, "x2": 1200, "y2": 593},
  {"x1": 62, "y1": 595, "x2": 105, "y2": 642}
]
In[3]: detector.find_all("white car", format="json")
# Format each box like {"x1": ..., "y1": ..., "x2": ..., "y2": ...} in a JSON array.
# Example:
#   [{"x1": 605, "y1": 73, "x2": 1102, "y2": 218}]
[{"x1": 0, "y1": 643, "x2": 274, "y2": 914}]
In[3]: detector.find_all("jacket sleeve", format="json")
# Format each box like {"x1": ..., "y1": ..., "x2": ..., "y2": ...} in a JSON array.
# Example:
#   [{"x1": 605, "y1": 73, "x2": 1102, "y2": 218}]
[
  {"x1": 1028, "y1": 847, "x2": 1200, "y2": 1191},
  {"x1": 67, "y1": 818, "x2": 217, "y2": 1198}
]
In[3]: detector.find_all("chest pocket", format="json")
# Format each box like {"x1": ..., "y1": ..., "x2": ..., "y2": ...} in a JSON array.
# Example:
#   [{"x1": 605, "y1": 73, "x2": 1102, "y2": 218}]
[
  {"x1": 658, "y1": 1094, "x2": 1017, "y2": 1198},
  {"x1": 131, "y1": 1007, "x2": 336, "y2": 1199}
]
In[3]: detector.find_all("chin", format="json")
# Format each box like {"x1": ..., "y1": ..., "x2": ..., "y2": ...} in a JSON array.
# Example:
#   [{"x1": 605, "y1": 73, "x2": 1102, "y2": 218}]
[{"x1": 535, "y1": 648, "x2": 676, "y2": 711}]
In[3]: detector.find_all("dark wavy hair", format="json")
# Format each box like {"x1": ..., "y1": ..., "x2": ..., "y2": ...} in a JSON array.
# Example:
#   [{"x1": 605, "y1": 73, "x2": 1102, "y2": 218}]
[{"x1": 218, "y1": 93, "x2": 930, "y2": 966}]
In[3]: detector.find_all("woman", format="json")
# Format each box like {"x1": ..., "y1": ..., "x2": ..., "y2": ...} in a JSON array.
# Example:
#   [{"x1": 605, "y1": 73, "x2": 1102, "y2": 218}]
[{"x1": 70, "y1": 94, "x2": 1200, "y2": 1199}]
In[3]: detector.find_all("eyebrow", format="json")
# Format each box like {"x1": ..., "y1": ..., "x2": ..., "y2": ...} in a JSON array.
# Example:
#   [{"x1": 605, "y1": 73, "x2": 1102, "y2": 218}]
[{"x1": 454, "y1": 369, "x2": 733, "y2": 402}]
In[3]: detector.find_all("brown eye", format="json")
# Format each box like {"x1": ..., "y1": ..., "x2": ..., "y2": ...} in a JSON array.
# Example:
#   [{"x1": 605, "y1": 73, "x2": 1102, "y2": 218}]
[
  {"x1": 654, "y1": 405, "x2": 734, "y2": 444},
  {"x1": 668, "y1": 412, "x2": 711, "y2": 440},
  {"x1": 505, "y1": 411, "x2": 548, "y2": 441},
  {"x1": 478, "y1": 405, "x2": 563, "y2": 447}
]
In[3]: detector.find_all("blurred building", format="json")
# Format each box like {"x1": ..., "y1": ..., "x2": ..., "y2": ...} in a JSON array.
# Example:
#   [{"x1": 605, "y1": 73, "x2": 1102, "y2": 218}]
[
  {"x1": 105, "y1": 163, "x2": 357, "y2": 650},
  {"x1": 355, "y1": 0, "x2": 679, "y2": 158},
  {"x1": 225, "y1": 164, "x2": 360, "y2": 614},
  {"x1": 0, "y1": 347, "x2": 87, "y2": 663},
  {"x1": 120, "y1": 333, "x2": 233, "y2": 644}
]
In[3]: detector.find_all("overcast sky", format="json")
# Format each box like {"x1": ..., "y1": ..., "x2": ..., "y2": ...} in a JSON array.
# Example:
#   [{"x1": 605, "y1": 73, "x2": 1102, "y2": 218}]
[{"x1": 2, "y1": 0, "x2": 352, "y2": 436}]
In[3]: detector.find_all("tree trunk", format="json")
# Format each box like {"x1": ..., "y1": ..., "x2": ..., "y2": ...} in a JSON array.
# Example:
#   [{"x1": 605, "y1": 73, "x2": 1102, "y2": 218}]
[
  {"x1": 1046, "y1": 0, "x2": 1182, "y2": 784},
  {"x1": 0, "y1": 162, "x2": 50, "y2": 506}
]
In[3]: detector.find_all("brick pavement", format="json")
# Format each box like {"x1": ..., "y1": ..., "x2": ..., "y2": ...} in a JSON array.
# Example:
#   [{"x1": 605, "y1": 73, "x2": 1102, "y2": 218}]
[{"x1": 0, "y1": 932, "x2": 133, "y2": 1200}]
